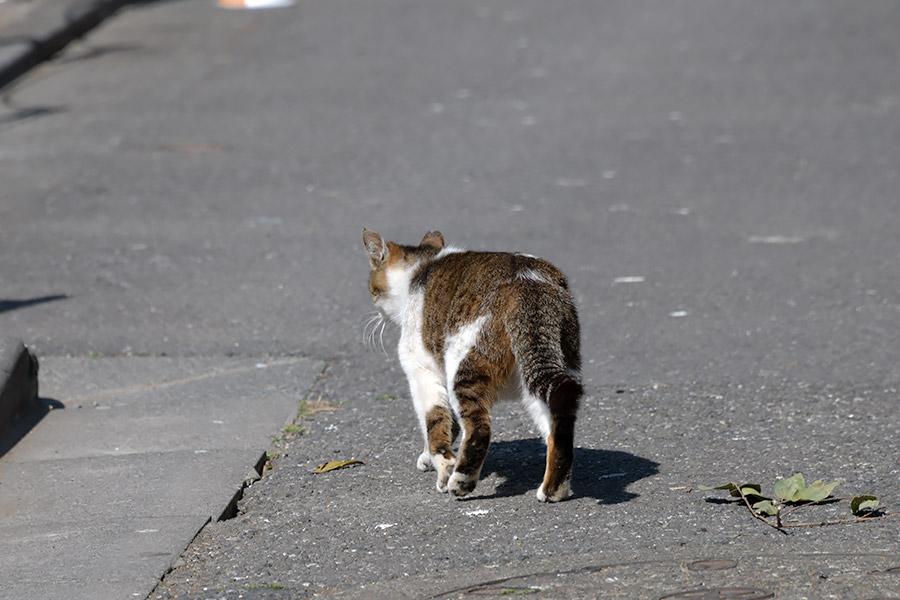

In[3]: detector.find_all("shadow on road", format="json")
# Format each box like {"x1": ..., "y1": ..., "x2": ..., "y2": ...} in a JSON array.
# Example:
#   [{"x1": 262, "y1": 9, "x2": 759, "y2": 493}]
[
  {"x1": 0, "y1": 397, "x2": 64, "y2": 459},
  {"x1": 0, "y1": 105, "x2": 66, "y2": 127},
  {"x1": 0, "y1": 295, "x2": 68, "y2": 314},
  {"x1": 54, "y1": 42, "x2": 144, "y2": 65},
  {"x1": 478, "y1": 438, "x2": 659, "y2": 504}
]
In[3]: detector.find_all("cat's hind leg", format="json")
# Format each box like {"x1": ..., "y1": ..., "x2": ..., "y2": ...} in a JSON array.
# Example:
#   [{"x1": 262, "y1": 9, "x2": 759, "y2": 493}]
[
  {"x1": 537, "y1": 374, "x2": 582, "y2": 502},
  {"x1": 446, "y1": 354, "x2": 498, "y2": 498}
]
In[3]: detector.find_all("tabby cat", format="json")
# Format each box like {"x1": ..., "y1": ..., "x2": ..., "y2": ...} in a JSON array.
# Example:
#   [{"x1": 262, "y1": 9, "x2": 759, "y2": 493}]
[{"x1": 363, "y1": 229, "x2": 582, "y2": 501}]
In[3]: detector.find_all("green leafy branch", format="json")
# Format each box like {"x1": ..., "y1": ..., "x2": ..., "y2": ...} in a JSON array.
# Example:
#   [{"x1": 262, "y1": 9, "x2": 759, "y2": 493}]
[{"x1": 699, "y1": 473, "x2": 899, "y2": 531}]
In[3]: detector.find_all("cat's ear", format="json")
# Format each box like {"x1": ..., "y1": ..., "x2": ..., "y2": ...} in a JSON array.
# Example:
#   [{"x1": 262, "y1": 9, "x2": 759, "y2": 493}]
[
  {"x1": 420, "y1": 231, "x2": 445, "y2": 250},
  {"x1": 363, "y1": 229, "x2": 388, "y2": 269}
]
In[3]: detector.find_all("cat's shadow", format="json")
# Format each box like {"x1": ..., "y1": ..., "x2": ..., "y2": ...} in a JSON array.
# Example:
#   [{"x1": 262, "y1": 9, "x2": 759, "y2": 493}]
[{"x1": 472, "y1": 438, "x2": 658, "y2": 504}]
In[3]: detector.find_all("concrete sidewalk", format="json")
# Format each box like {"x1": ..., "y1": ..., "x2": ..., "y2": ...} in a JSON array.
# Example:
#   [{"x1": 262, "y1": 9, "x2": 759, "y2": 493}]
[
  {"x1": 0, "y1": 356, "x2": 324, "y2": 600},
  {"x1": 1, "y1": 3, "x2": 333, "y2": 598}
]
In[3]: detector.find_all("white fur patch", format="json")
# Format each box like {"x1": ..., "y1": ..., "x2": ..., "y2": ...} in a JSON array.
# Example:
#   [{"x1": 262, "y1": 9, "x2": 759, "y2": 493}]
[
  {"x1": 519, "y1": 370, "x2": 552, "y2": 440},
  {"x1": 398, "y1": 291, "x2": 450, "y2": 448},
  {"x1": 515, "y1": 268, "x2": 550, "y2": 284},
  {"x1": 381, "y1": 263, "x2": 418, "y2": 324},
  {"x1": 443, "y1": 316, "x2": 488, "y2": 411},
  {"x1": 436, "y1": 246, "x2": 465, "y2": 259},
  {"x1": 417, "y1": 451, "x2": 434, "y2": 472},
  {"x1": 537, "y1": 478, "x2": 571, "y2": 502},
  {"x1": 432, "y1": 454, "x2": 455, "y2": 492},
  {"x1": 522, "y1": 392, "x2": 552, "y2": 441}
]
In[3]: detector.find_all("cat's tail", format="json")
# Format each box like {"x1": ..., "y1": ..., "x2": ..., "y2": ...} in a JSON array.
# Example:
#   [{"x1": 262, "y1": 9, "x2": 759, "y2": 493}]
[
  {"x1": 505, "y1": 281, "x2": 582, "y2": 501},
  {"x1": 506, "y1": 282, "x2": 583, "y2": 409}
]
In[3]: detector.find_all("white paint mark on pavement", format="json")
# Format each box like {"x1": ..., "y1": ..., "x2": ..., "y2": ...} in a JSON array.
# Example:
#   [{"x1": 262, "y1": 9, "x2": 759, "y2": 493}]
[
  {"x1": 748, "y1": 235, "x2": 805, "y2": 244},
  {"x1": 556, "y1": 178, "x2": 589, "y2": 188},
  {"x1": 218, "y1": 0, "x2": 294, "y2": 9}
]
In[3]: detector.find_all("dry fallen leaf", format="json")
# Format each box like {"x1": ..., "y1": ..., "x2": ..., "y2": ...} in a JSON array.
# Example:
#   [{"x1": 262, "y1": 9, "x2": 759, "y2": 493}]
[
  {"x1": 303, "y1": 395, "x2": 341, "y2": 416},
  {"x1": 313, "y1": 459, "x2": 364, "y2": 473}
]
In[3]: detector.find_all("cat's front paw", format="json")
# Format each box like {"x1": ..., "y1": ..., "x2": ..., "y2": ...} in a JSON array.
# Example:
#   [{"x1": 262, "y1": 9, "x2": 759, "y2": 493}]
[
  {"x1": 447, "y1": 471, "x2": 478, "y2": 498},
  {"x1": 416, "y1": 451, "x2": 434, "y2": 472},
  {"x1": 433, "y1": 454, "x2": 455, "y2": 492}
]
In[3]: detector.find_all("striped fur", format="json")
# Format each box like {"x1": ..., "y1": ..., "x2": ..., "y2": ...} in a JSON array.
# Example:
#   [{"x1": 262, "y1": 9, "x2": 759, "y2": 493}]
[{"x1": 363, "y1": 230, "x2": 582, "y2": 501}]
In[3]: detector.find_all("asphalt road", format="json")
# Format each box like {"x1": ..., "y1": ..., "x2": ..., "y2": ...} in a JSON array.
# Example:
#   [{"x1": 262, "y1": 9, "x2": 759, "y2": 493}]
[{"x1": 1, "y1": 0, "x2": 899, "y2": 598}]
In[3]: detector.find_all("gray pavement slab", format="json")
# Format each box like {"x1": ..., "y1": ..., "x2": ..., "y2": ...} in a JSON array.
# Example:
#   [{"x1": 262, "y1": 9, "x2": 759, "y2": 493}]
[
  {"x1": 0, "y1": 516, "x2": 204, "y2": 600},
  {"x1": 9, "y1": 356, "x2": 323, "y2": 460},
  {"x1": 1, "y1": 449, "x2": 267, "y2": 523},
  {"x1": 1, "y1": 580, "x2": 165, "y2": 600},
  {"x1": 0, "y1": 356, "x2": 324, "y2": 600}
]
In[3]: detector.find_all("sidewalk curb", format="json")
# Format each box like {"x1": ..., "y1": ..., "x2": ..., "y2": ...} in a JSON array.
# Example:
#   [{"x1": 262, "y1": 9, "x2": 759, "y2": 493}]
[
  {"x1": 0, "y1": 338, "x2": 39, "y2": 434},
  {"x1": 0, "y1": 0, "x2": 127, "y2": 90}
]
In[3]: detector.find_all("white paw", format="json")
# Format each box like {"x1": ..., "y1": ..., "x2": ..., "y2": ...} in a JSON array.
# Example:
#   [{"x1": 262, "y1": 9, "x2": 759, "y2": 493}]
[
  {"x1": 433, "y1": 455, "x2": 455, "y2": 492},
  {"x1": 537, "y1": 480, "x2": 571, "y2": 502},
  {"x1": 416, "y1": 451, "x2": 434, "y2": 472},
  {"x1": 448, "y1": 471, "x2": 477, "y2": 498}
]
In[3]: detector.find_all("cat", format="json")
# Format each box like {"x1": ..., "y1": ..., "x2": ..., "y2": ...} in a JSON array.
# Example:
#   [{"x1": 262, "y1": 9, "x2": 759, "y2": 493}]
[{"x1": 363, "y1": 229, "x2": 583, "y2": 502}]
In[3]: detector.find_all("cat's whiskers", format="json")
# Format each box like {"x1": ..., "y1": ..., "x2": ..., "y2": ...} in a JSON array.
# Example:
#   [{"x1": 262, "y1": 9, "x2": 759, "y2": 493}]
[
  {"x1": 362, "y1": 313, "x2": 379, "y2": 347},
  {"x1": 362, "y1": 311, "x2": 388, "y2": 354},
  {"x1": 377, "y1": 318, "x2": 387, "y2": 355}
]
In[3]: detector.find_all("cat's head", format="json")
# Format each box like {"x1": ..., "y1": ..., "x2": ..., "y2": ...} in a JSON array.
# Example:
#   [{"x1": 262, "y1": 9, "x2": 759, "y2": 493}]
[{"x1": 362, "y1": 229, "x2": 445, "y2": 321}]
